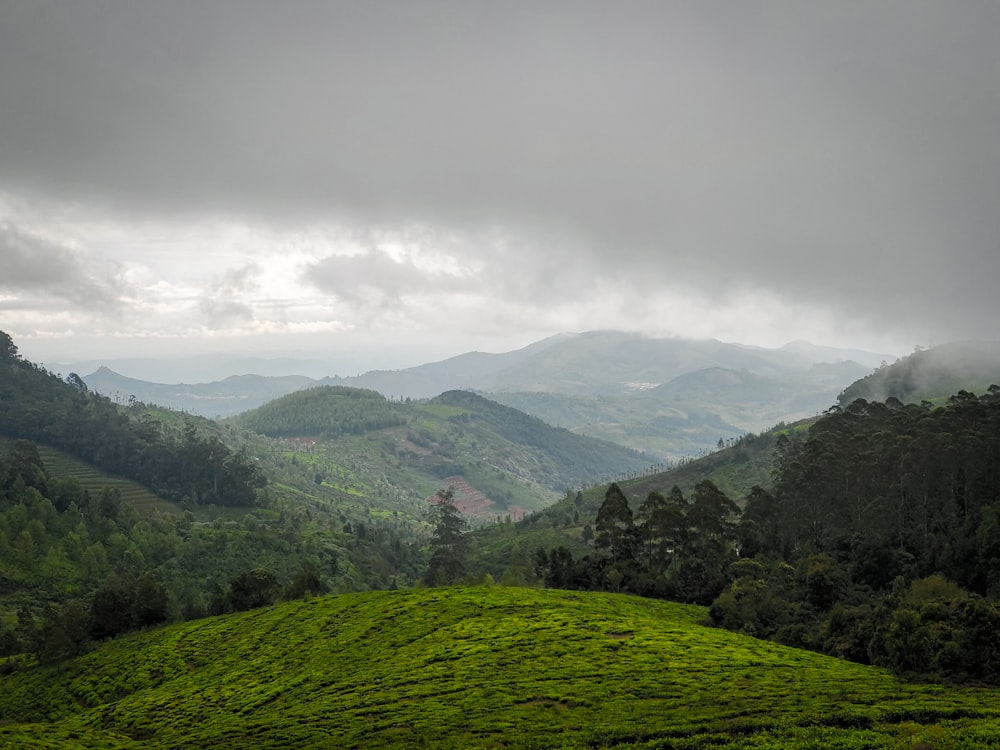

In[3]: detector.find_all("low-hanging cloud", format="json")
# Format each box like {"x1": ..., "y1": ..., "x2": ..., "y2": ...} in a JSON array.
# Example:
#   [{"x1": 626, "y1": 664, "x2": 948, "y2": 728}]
[{"x1": 1, "y1": 1, "x2": 998, "y2": 355}]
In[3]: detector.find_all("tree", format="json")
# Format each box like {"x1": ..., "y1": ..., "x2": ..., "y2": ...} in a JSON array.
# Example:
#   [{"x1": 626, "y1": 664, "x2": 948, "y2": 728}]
[
  {"x1": 90, "y1": 577, "x2": 135, "y2": 640},
  {"x1": 133, "y1": 573, "x2": 170, "y2": 628},
  {"x1": 0, "y1": 330, "x2": 19, "y2": 362},
  {"x1": 229, "y1": 568, "x2": 281, "y2": 611},
  {"x1": 636, "y1": 490, "x2": 685, "y2": 573},
  {"x1": 594, "y1": 483, "x2": 636, "y2": 564},
  {"x1": 424, "y1": 489, "x2": 469, "y2": 585},
  {"x1": 38, "y1": 600, "x2": 90, "y2": 666}
]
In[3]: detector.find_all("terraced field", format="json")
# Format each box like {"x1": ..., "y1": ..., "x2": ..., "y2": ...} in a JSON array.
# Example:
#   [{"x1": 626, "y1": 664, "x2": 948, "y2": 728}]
[
  {"x1": 2, "y1": 586, "x2": 999, "y2": 748},
  {"x1": 24, "y1": 441, "x2": 180, "y2": 516}
]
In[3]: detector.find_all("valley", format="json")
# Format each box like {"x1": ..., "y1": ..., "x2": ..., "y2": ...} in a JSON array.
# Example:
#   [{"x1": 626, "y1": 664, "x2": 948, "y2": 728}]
[{"x1": 4, "y1": 328, "x2": 1000, "y2": 747}]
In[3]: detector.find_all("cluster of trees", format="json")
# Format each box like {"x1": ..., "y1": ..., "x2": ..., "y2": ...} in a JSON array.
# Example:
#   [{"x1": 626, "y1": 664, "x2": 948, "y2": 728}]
[
  {"x1": 711, "y1": 392, "x2": 1000, "y2": 683},
  {"x1": 534, "y1": 479, "x2": 740, "y2": 604},
  {"x1": 532, "y1": 391, "x2": 1000, "y2": 683},
  {"x1": 231, "y1": 386, "x2": 407, "y2": 438},
  {"x1": 0, "y1": 332, "x2": 265, "y2": 507},
  {"x1": 0, "y1": 434, "x2": 428, "y2": 667}
]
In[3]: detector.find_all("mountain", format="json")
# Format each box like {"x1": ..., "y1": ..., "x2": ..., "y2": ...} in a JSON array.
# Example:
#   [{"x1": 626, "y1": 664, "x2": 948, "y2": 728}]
[
  {"x1": 838, "y1": 340, "x2": 1000, "y2": 405},
  {"x1": 82, "y1": 366, "x2": 315, "y2": 417},
  {"x1": 4, "y1": 586, "x2": 998, "y2": 749},
  {"x1": 322, "y1": 331, "x2": 886, "y2": 398},
  {"x1": 78, "y1": 331, "x2": 884, "y2": 460}
]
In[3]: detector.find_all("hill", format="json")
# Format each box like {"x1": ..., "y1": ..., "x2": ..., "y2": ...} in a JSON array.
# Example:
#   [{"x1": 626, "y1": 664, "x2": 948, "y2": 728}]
[
  {"x1": 838, "y1": 340, "x2": 1000, "y2": 405},
  {"x1": 78, "y1": 331, "x2": 882, "y2": 459},
  {"x1": 228, "y1": 387, "x2": 653, "y2": 521},
  {"x1": 323, "y1": 332, "x2": 877, "y2": 459},
  {"x1": 2, "y1": 586, "x2": 999, "y2": 749},
  {"x1": 324, "y1": 331, "x2": 884, "y2": 398}
]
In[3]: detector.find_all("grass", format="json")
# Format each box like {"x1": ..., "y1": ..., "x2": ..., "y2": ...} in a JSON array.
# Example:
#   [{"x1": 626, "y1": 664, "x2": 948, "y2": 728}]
[{"x1": 2, "y1": 586, "x2": 1000, "y2": 748}]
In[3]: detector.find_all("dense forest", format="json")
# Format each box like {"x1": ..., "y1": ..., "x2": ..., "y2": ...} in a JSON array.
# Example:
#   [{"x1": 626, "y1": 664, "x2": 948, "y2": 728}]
[
  {"x1": 0, "y1": 332, "x2": 263, "y2": 507},
  {"x1": 0, "y1": 332, "x2": 430, "y2": 664},
  {"x1": 533, "y1": 390, "x2": 1000, "y2": 684},
  {"x1": 230, "y1": 385, "x2": 407, "y2": 438}
]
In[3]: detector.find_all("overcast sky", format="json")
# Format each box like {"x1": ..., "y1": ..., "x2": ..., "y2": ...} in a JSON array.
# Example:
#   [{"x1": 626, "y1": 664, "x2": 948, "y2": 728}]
[{"x1": 2, "y1": 1, "x2": 998, "y2": 372}]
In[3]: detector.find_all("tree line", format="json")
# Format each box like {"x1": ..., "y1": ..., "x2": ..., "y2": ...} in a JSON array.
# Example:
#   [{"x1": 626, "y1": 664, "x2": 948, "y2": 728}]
[{"x1": 533, "y1": 389, "x2": 1000, "y2": 683}]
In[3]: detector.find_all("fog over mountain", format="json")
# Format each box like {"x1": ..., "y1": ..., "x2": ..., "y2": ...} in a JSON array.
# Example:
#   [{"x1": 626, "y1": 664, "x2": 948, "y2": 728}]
[{"x1": 3, "y1": 2, "x2": 998, "y2": 365}]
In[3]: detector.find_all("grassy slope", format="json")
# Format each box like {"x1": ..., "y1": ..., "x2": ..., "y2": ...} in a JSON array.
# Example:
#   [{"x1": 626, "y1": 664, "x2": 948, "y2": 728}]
[{"x1": 2, "y1": 587, "x2": 1000, "y2": 749}]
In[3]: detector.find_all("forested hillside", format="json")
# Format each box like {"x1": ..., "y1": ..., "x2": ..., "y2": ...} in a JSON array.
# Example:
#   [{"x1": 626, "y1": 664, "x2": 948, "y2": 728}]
[
  {"x1": 838, "y1": 340, "x2": 1000, "y2": 405},
  {"x1": 0, "y1": 332, "x2": 263, "y2": 508},
  {"x1": 0, "y1": 331, "x2": 429, "y2": 662},
  {"x1": 229, "y1": 386, "x2": 653, "y2": 520},
  {"x1": 231, "y1": 385, "x2": 407, "y2": 437},
  {"x1": 521, "y1": 388, "x2": 1000, "y2": 684}
]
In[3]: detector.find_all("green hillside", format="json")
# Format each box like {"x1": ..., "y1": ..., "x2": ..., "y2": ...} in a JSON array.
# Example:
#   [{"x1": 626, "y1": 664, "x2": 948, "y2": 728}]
[
  {"x1": 230, "y1": 388, "x2": 653, "y2": 522},
  {"x1": 3, "y1": 586, "x2": 999, "y2": 749},
  {"x1": 491, "y1": 366, "x2": 835, "y2": 460},
  {"x1": 469, "y1": 423, "x2": 797, "y2": 581},
  {"x1": 30, "y1": 443, "x2": 180, "y2": 516}
]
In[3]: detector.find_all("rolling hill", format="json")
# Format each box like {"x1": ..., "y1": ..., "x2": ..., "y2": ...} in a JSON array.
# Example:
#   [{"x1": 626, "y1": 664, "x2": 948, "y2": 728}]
[
  {"x1": 227, "y1": 387, "x2": 654, "y2": 522},
  {"x1": 80, "y1": 331, "x2": 883, "y2": 460},
  {"x1": 3, "y1": 586, "x2": 999, "y2": 749}
]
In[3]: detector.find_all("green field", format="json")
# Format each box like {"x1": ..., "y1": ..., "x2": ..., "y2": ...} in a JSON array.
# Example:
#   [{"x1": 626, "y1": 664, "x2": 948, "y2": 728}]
[{"x1": 2, "y1": 586, "x2": 999, "y2": 748}]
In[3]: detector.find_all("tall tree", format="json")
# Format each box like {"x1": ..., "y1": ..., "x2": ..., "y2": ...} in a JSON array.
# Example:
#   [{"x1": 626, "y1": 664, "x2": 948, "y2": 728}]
[
  {"x1": 424, "y1": 489, "x2": 469, "y2": 585},
  {"x1": 595, "y1": 482, "x2": 636, "y2": 564}
]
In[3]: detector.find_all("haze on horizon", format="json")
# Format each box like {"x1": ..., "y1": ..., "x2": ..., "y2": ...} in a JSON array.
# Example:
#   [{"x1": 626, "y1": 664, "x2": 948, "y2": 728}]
[{"x1": 2, "y1": 1, "x2": 999, "y2": 373}]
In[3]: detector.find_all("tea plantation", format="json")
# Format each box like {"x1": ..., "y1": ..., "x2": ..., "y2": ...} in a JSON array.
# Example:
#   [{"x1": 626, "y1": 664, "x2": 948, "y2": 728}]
[{"x1": 2, "y1": 586, "x2": 1000, "y2": 748}]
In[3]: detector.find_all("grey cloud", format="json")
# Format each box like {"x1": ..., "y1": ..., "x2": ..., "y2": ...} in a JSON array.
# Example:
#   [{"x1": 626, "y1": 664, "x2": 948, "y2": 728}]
[
  {"x1": 197, "y1": 298, "x2": 254, "y2": 330},
  {"x1": 0, "y1": 223, "x2": 123, "y2": 310},
  {"x1": 304, "y1": 249, "x2": 463, "y2": 305},
  {"x1": 196, "y1": 264, "x2": 260, "y2": 329},
  {"x1": 1, "y1": 1, "x2": 999, "y2": 346}
]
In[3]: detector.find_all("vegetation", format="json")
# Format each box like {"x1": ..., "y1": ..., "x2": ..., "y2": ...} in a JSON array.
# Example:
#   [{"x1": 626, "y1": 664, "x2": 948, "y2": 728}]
[
  {"x1": 230, "y1": 385, "x2": 407, "y2": 438},
  {"x1": 838, "y1": 341, "x2": 1000, "y2": 406},
  {"x1": 423, "y1": 489, "x2": 470, "y2": 585},
  {"x1": 7, "y1": 323, "x2": 1000, "y2": 745},
  {"x1": 0, "y1": 332, "x2": 264, "y2": 508},
  {"x1": 4, "y1": 586, "x2": 1000, "y2": 748},
  {"x1": 525, "y1": 388, "x2": 1000, "y2": 684},
  {"x1": 229, "y1": 386, "x2": 655, "y2": 521}
]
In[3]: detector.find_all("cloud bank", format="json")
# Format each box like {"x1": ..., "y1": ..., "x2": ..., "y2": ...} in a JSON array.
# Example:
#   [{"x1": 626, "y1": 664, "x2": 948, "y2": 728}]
[{"x1": 1, "y1": 1, "x2": 998, "y2": 363}]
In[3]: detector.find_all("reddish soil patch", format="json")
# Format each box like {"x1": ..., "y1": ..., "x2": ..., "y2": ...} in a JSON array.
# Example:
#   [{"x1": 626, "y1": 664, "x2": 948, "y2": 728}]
[{"x1": 427, "y1": 476, "x2": 526, "y2": 522}]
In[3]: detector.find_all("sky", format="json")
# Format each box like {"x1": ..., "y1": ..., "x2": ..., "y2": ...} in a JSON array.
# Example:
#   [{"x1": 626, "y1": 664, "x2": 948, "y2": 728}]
[{"x1": 2, "y1": 1, "x2": 999, "y2": 376}]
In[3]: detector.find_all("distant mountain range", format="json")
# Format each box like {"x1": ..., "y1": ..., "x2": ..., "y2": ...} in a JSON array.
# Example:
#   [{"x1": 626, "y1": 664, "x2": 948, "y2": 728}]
[{"x1": 77, "y1": 332, "x2": 890, "y2": 460}]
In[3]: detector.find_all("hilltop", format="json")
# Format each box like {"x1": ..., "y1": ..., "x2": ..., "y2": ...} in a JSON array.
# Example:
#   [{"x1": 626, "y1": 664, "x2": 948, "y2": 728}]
[
  {"x1": 227, "y1": 386, "x2": 653, "y2": 522},
  {"x1": 838, "y1": 340, "x2": 1000, "y2": 405},
  {"x1": 3, "y1": 586, "x2": 999, "y2": 749}
]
